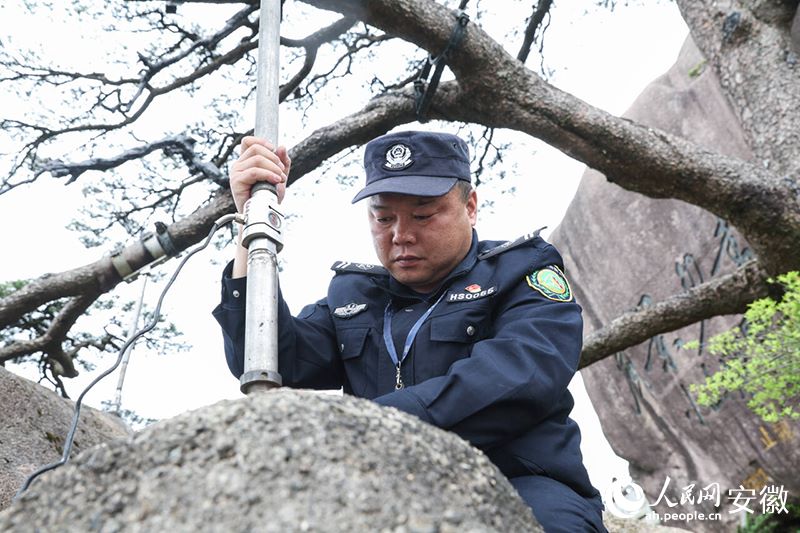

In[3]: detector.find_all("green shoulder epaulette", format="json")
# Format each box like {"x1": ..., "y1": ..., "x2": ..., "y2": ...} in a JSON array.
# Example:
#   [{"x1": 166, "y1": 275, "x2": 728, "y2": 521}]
[{"x1": 477, "y1": 227, "x2": 546, "y2": 260}]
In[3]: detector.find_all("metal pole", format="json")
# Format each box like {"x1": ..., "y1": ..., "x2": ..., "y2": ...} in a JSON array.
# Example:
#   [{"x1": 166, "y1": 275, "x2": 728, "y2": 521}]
[
  {"x1": 113, "y1": 274, "x2": 148, "y2": 413},
  {"x1": 239, "y1": 0, "x2": 284, "y2": 394}
]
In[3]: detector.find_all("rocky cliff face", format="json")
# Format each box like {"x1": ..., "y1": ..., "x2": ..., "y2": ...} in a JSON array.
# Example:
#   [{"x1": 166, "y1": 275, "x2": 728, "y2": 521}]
[
  {"x1": 0, "y1": 389, "x2": 543, "y2": 532},
  {"x1": 551, "y1": 36, "x2": 800, "y2": 532},
  {"x1": 0, "y1": 366, "x2": 130, "y2": 511}
]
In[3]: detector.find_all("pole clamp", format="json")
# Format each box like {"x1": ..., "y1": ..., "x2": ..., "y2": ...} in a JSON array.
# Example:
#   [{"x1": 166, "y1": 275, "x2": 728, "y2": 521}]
[{"x1": 241, "y1": 188, "x2": 284, "y2": 253}]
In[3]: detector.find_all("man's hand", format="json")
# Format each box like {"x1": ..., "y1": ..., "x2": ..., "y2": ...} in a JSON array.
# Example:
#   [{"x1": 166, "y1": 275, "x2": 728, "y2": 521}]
[
  {"x1": 230, "y1": 136, "x2": 291, "y2": 213},
  {"x1": 230, "y1": 137, "x2": 291, "y2": 278}
]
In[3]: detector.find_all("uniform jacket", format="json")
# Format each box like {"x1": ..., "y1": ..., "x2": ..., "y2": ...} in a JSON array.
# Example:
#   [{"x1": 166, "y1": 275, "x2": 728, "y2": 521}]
[{"x1": 213, "y1": 230, "x2": 598, "y2": 499}]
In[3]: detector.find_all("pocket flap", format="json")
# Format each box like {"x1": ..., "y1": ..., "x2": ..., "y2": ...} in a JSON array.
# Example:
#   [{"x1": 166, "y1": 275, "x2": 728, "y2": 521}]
[
  {"x1": 430, "y1": 315, "x2": 478, "y2": 343},
  {"x1": 338, "y1": 327, "x2": 369, "y2": 359}
]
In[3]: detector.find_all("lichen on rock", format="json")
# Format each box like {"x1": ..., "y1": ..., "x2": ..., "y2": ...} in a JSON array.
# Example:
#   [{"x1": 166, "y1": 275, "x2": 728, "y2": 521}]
[{"x1": 0, "y1": 389, "x2": 542, "y2": 532}]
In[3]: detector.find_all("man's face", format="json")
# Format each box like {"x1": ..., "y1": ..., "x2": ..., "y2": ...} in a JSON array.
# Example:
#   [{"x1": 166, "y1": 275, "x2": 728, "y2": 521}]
[{"x1": 368, "y1": 186, "x2": 477, "y2": 293}]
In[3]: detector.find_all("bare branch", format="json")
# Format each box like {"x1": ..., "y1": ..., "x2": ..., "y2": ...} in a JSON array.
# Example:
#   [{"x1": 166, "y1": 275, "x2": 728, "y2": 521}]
[
  {"x1": 293, "y1": 24, "x2": 394, "y2": 107},
  {"x1": 122, "y1": 5, "x2": 258, "y2": 112},
  {"x1": 0, "y1": 293, "x2": 100, "y2": 377},
  {"x1": 376, "y1": 70, "x2": 419, "y2": 92},
  {"x1": 578, "y1": 261, "x2": 771, "y2": 368},
  {"x1": 516, "y1": 0, "x2": 553, "y2": 64},
  {"x1": 153, "y1": 38, "x2": 258, "y2": 96},
  {"x1": 0, "y1": 6, "x2": 259, "y2": 194},
  {"x1": 279, "y1": 17, "x2": 357, "y2": 101},
  {"x1": 0, "y1": 87, "x2": 421, "y2": 328},
  {"x1": 34, "y1": 134, "x2": 223, "y2": 186},
  {"x1": 473, "y1": 127, "x2": 497, "y2": 186},
  {"x1": 287, "y1": 89, "x2": 417, "y2": 181}
]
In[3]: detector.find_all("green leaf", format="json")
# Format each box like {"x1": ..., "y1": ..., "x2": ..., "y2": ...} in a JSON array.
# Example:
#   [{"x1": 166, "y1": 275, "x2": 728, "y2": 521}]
[{"x1": 692, "y1": 272, "x2": 800, "y2": 422}]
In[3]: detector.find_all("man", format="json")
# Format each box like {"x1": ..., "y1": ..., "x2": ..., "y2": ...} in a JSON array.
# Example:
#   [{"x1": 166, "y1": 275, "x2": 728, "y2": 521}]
[{"x1": 213, "y1": 130, "x2": 606, "y2": 532}]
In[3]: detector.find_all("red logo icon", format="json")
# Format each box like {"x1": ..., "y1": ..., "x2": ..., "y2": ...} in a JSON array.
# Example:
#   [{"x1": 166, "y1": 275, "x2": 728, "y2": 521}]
[{"x1": 465, "y1": 284, "x2": 482, "y2": 294}]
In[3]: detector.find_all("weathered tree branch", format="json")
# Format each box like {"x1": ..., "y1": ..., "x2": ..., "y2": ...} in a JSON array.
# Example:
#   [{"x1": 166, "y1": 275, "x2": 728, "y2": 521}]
[
  {"x1": 287, "y1": 89, "x2": 418, "y2": 179},
  {"x1": 578, "y1": 260, "x2": 771, "y2": 368},
  {"x1": 281, "y1": 16, "x2": 356, "y2": 49},
  {"x1": 0, "y1": 190, "x2": 229, "y2": 329}
]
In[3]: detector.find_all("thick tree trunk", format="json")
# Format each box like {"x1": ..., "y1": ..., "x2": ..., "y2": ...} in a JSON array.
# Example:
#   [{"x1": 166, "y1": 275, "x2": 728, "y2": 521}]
[{"x1": 677, "y1": 0, "x2": 800, "y2": 176}]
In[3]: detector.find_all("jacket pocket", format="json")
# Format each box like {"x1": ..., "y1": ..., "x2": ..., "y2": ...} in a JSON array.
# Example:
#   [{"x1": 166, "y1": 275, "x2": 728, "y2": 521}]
[
  {"x1": 337, "y1": 327, "x2": 370, "y2": 396},
  {"x1": 430, "y1": 313, "x2": 482, "y2": 344},
  {"x1": 338, "y1": 327, "x2": 369, "y2": 359}
]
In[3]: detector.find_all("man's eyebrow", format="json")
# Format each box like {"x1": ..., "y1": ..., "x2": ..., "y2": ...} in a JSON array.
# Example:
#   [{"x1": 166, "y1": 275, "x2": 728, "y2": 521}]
[{"x1": 369, "y1": 197, "x2": 437, "y2": 210}]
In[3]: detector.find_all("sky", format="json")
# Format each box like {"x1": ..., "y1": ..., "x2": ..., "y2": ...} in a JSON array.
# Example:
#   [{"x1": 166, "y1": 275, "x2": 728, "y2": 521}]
[{"x1": 0, "y1": 0, "x2": 689, "y2": 496}]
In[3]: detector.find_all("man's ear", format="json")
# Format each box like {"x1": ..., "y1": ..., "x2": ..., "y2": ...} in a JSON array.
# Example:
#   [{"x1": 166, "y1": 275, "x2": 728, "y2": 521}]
[{"x1": 467, "y1": 189, "x2": 478, "y2": 226}]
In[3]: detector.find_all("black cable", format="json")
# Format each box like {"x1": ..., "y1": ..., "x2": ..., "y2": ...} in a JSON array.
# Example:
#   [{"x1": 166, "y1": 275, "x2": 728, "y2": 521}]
[
  {"x1": 14, "y1": 215, "x2": 236, "y2": 498},
  {"x1": 414, "y1": 1, "x2": 470, "y2": 123}
]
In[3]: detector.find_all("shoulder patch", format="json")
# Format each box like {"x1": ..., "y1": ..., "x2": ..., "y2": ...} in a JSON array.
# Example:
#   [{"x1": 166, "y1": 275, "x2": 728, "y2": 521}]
[
  {"x1": 331, "y1": 261, "x2": 388, "y2": 275},
  {"x1": 478, "y1": 227, "x2": 546, "y2": 260},
  {"x1": 526, "y1": 265, "x2": 573, "y2": 302}
]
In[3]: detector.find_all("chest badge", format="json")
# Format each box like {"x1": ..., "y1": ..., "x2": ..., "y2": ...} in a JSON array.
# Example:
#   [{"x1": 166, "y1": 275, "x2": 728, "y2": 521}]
[
  {"x1": 526, "y1": 265, "x2": 573, "y2": 302},
  {"x1": 447, "y1": 284, "x2": 496, "y2": 303},
  {"x1": 333, "y1": 302, "x2": 368, "y2": 319}
]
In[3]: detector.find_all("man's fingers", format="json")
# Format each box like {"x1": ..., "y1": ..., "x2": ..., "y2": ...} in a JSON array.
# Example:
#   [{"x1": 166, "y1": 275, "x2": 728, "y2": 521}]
[
  {"x1": 236, "y1": 166, "x2": 285, "y2": 186},
  {"x1": 240, "y1": 136, "x2": 275, "y2": 153},
  {"x1": 238, "y1": 143, "x2": 287, "y2": 174},
  {"x1": 233, "y1": 147, "x2": 287, "y2": 178},
  {"x1": 276, "y1": 146, "x2": 292, "y2": 177}
]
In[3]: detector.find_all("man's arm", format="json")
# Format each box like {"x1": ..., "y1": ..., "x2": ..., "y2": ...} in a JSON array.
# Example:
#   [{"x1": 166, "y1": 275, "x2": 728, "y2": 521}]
[
  {"x1": 215, "y1": 136, "x2": 345, "y2": 388},
  {"x1": 212, "y1": 261, "x2": 345, "y2": 389},
  {"x1": 373, "y1": 262, "x2": 582, "y2": 450}
]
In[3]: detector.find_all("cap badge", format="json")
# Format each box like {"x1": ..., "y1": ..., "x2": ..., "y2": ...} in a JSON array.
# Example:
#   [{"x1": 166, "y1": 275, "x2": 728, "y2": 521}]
[{"x1": 384, "y1": 143, "x2": 413, "y2": 170}]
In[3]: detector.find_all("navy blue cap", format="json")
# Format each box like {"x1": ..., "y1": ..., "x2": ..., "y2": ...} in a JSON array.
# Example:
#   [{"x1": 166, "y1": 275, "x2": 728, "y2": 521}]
[{"x1": 352, "y1": 130, "x2": 471, "y2": 203}]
